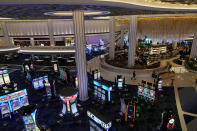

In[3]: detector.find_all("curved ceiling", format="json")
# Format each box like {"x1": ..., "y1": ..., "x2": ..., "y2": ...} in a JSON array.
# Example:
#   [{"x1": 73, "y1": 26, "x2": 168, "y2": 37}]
[
  {"x1": 0, "y1": 0, "x2": 196, "y2": 19},
  {"x1": 0, "y1": 4, "x2": 196, "y2": 20},
  {"x1": 1, "y1": 0, "x2": 197, "y2": 10}
]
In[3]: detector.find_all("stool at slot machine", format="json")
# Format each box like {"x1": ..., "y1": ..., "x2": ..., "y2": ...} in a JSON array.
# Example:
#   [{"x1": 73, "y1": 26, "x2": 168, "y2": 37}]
[
  {"x1": 18, "y1": 104, "x2": 40, "y2": 131},
  {"x1": 59, "y1": 87, "x2": 79, "y2": 117}
]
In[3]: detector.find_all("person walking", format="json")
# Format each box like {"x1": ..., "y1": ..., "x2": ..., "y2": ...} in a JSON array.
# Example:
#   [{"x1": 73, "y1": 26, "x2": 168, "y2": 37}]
[{"x1": 131, "y1": 70, "x2": 136, "y2": 80}]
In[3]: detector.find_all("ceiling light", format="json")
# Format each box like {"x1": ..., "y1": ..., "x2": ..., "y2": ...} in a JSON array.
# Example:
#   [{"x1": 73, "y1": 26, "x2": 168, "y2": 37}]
[
  {"x1": 44, "y1": 11, "x2": 110, "y2": 16},
  {"x1": 93, "y1": 16, "x2": 110, "y2": 20},
  {"x1": 0, "y1": 17, "x2": 14, "y2": 20}
]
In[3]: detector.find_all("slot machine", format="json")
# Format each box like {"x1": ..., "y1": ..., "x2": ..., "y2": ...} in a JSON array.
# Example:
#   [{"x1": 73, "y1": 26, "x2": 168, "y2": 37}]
[
  {"x1": 45, "y1": 83, "x2": 52, "y2": 99},
  {"x1": 125, "y1": 102, "x2": 135, "y2": 123},
  {"x1": 116, "y1": 75, "x2": 125, "y2": 90},
  {"x1": 59, "y1": 88, "x2": 79, "y2": 117},
  {"x1": 19, "y1": 105, "x2": 40, "y2": 131},
  {"x1": 11, "y1": 99, "x2": 21, "y2": 112},
  {"x1": 0, "y1": 102, "x2": 11, "y2": 118},
  {"x1": 2, "y1": 70, "x2": 10, "y2": 85},
  {"x1": 21, "y1": 96, "x2": 29, "y2": 106}
]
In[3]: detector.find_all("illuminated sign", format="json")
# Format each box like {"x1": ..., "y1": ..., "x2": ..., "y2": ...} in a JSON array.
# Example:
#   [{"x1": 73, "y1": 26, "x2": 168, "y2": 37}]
[
  {"x1": 60, "y1": 93, "x2": 77, "y2": 101},
  {"x1": 0, "y1": 89, "x2": 27, "y2": 103},
  {"x1": 87, "y1": 110, "x2": 112, "y2": 130}
]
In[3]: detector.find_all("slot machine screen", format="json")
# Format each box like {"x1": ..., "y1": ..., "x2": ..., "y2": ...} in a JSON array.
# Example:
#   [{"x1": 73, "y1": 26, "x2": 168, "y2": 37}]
[
  {"x1": 118, "y1": 78, "x2": 123, "y2": 88},
  {"x1": 0, "y1": 103, "x2": 10, "y2": 114},
  {"x1": 33, "y1": 79, "x2": 39, "y2": 90},
  {"x1": 94, "y1": 86, "x2": 97, "y2": 96},
  {"x1": 97, "y1": 72, "x2": 101, "y2": 79},
  {"x1": 97, "y1": 88, "x2": 101, "y2": 98},
  {"x1": 101, "y1": 94, "x2": 105, "y2": 101},
  {"x1": 21, "y1": 96, "x2": 29, "y2": 106},
  {"x1": 46, "y1": 86, "x2": 52, "y2": 97},
  {"x1": 38, "y1": 77, "x2": 44, "y2": 88},
  {"x1": 54, "y1": 64, "x2": 58, "y2": 72},
  {"x1": 0, "y1": 75, "x2": 4, "y2": 85},
  {"x1": 44, "y1": 76, "x2": 49, "y2": 83},
  {"x1": 138, "y1": 86, "x2": 143, "y2": 96},
  {"x1": 25, "y1": 65, "x2": 30, "y2": 71},
  {"x1": 94, "y1": 72, "x2": 98, "y2": 79},
  {"x1": 143, "y1": 88, "x2": 149, "y2": 97},
  {"x1": 71, "y1": 103, "x2": 78, "y2": 114},
  {"x1": 120, "y1": 99, "x2": 125, "y2": 113},
  {"x1": 3, "y1": 73, "x2": 10, "y2": 84},
  {"x1": 23, "y1": 116, "x2": 34, "y2": 124},
  {"x1": 149, "y1": 90, "x2": 155, "y2": 99},
  {"x1": 30, "y1": 64, "x2": 34, "y2": 70},
  {"x1": 11, "y1": 99, "x2": 21, "y2": 111}
]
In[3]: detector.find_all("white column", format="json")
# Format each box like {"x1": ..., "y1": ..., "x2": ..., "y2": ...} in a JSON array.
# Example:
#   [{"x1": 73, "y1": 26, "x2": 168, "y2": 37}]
[
  {"x1": 2, "y1": 22, "x2": 11, "y2": 47},
  {"x1": 172, "y1": 41, "x2": 177, "y2": 50},
  {"x1": 120, "y1": 22, "x2": 124, "y2": 48},
  {"x1": 128, "y1": 16, "x2": 138, "y2": 68},
  {"x1": 73, "y1": 10, "x2": 88, "y2": 101},
  {"x1": 109, "y1": 16, "x2": 115, "y2": 60},
  {"x1": 190, "y1": 33, "x2": 197, "y2": 58},
  {"x1": 30, "y1": 38, "x2": 35, "y2": 46},
  {"x1": 47, "y1": 20, "x2": 55, "y2": 46}
]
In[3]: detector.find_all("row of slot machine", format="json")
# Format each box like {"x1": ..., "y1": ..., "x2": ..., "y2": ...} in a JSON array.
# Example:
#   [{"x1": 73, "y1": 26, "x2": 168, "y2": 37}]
[
  {"x1": 0, "y1": 89, "x2": 29, "y2": 119},
  {"x1": 137, "y1": 80, "x2": 156, "y2": 103}
]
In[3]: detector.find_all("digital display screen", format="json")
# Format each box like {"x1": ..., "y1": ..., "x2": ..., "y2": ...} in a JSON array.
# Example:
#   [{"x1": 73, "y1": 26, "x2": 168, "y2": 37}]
[
  {"x1": 54, "y1": 64, "x2": 58, "y2": 72},
  {"x1": 11, "y1": 99, "x2": 21, "y2": 111},
  {"x1": 0, "y1": 75, "x2": 4, "y2": 85},
  {"x1": 120, "y1": 99, "x2": 125, "y2": 113},
  {"x1": 3, "y1": 74, "x2": 10, "y2": 84},
  {"x1": 0, "y1": 103, "x2": 10, "y2": 114},
  {"x1": 25, "y1": 124, "x2": 35, "y2": 131},
  {"x1": 138, "y1": 86, "x2": 144, "y2": 95},
  {"x1": 32, "y1": 79, "x2": 39, "y2": 90},
  {"x1": 25, "y1": 65, "x2": 30, "y2": 71},
  {"x1": 94, "y1": 90, "x2": 97, "y2": 96},
  {"x1": 149, "y1": 90, "x2": 155, "y2": 98},
  {"x1": 94, "y1": 73, "x2": 97, "y2": 79},
  {"x1": 118, "y1": 82, "x2": 123, "y2": 88},
  {"x1": 44, "y1": 76, "x2": 49, "y2": 83},
  {"x1": 143, "y1": 88, "x2": 149, "y2": 97},
  {"x1": 23, "y1": 116, "x2": 34, "y2": 125},
  {"x1": 38, "y1": 77, "x2": 44, "y2": 88},
  {"x1": 71, "y1": 103, "x2": 78, "y2": 114},
  {"x1": 101, "y1": 94, "x2": 105, "y2": 101},
  {"x1": 98, "y1": 92, "x2": 101, "y2": 98},
  {"x1": 97, "y1": 72, "x2": 101, "y2": 79},
  {"x1": 21, "y1": 96, "x2": 29, "y2": 106}
]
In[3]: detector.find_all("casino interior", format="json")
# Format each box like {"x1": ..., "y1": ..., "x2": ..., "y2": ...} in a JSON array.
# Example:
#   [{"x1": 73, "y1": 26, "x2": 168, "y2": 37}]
[{"x1": 0, "y1": 0, "x2": 197, "y2": 131}]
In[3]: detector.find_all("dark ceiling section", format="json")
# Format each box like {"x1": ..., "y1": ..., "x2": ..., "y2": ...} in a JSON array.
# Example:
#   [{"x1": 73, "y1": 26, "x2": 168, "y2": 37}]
[
  {"x1": 159, "y1": 0, "x2": 197, "y2": 4},
  {"x1": 0, "y1": 4, "x2": 196, "y2": 19}
]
